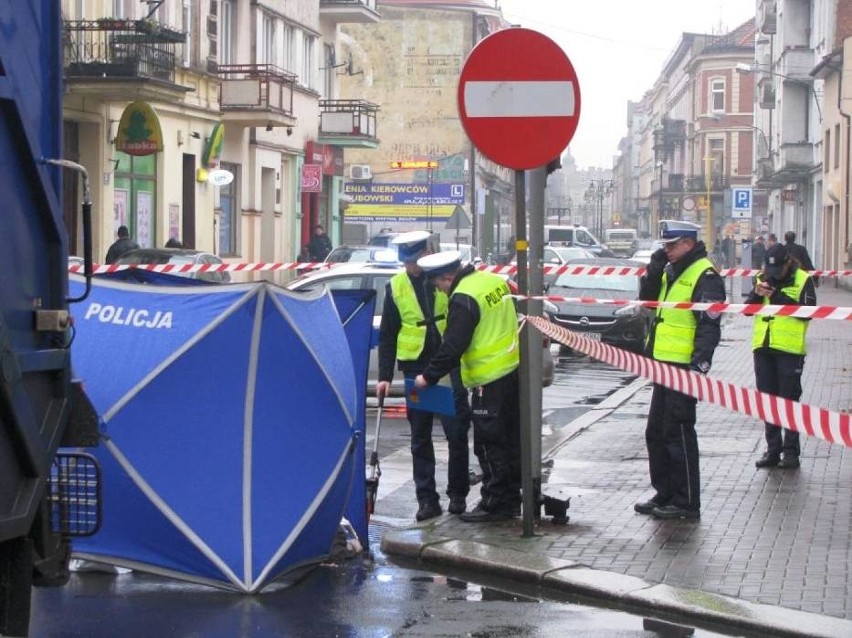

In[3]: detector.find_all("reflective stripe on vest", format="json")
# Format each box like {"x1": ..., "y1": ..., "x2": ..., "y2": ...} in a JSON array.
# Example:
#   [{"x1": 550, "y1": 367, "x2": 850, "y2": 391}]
[
  {"x1": 390, "y1": 273, "x2": 448, "y2": 361},
  {"x1": 453, "y1": 272, "x2": 519, "y2": 387},
  {"x1": 751, "y1": 269, "x2": 809, "y2": 354},
  {"x1": 652, "y1": 257, "x2": 716, "y2": 364}
]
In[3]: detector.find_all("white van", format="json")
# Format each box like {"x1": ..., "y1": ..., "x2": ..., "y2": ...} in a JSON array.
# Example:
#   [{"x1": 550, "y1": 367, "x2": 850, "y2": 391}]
[
  {"x1": 543, "y1": 225, "x2": 611, "y2": 256},
  {"x1": 604, "y1": 228, "x2": 638, "y2": 257}
]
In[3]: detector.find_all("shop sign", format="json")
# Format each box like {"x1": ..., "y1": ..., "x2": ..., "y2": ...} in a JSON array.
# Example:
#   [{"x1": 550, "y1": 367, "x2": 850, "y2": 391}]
[
  {"x1": 203, "y1": 123, "x2": 225, "y2": 168},
  {"x1": 115, "y1": 101, "x2": 164, "y2": 156}
]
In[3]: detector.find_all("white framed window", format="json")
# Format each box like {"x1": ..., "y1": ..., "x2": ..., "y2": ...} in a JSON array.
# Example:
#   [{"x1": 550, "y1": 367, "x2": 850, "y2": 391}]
[
  {"x1": 302, "y1": 34, "x2": 317, "y2": 90},
  {"x1": 322, "y1": 44, "x2": 334, "y2": 98},
  {"x1": 221, "y1": 0, "x2": 234, "y2": 66},
  {"x1": 710, "y1": 79, "x2": 725, "y2": 113},
  {"x1": 281, "y1": 24, "x2": 294, "y2": 71},
  {"x1": 181, "y1": 0, "x2": 192, "y2": 67},
  {"x1": 260, "y1": 14, "x2": 276, "y2": 66}
]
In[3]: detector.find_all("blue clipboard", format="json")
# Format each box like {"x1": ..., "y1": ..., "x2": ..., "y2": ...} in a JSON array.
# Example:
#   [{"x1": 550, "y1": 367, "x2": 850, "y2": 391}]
[{"x1": 404, "y1": 377, "x2": 456, "y2": 416}]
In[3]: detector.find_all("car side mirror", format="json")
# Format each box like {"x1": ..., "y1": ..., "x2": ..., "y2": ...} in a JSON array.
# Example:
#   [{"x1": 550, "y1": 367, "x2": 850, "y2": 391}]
[{"x1": 549, "y1": 257, "x2": 560, "y2": 264}]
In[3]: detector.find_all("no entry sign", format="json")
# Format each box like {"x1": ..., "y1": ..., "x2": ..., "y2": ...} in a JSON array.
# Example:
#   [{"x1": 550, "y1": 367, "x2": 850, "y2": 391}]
[{"x1": 458, "y1": 28, "x2": 581, "y2": 170}]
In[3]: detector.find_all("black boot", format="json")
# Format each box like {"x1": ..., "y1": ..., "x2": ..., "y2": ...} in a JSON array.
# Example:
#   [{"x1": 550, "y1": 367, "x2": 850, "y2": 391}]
[
  {"x1": 755, "y1": 452, "x2": 780, "y2": 469},
  {"x1": 415, "y1": 501, "x2": 442, "y2": 522}
]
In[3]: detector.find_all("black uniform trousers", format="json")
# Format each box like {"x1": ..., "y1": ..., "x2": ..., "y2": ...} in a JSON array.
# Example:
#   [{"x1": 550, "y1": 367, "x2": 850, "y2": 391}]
[
  {"x1": 646, "y1": 382, "x2": 700, "y2": 512},
  {"x1": 754, "y1": 349, "x2": 804, "y2": 458},
  {"x1": 408, "y1": 368, "x2": 470, "y2": 506},
  {"x1": 470, "y1": 369, "x2": 521, "y2": 512}
]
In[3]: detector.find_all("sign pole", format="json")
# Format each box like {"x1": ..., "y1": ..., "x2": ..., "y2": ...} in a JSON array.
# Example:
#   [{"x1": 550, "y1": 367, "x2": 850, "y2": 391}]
[{"x1": 514, "y1": 169, "x2": 535, "y2": 537}]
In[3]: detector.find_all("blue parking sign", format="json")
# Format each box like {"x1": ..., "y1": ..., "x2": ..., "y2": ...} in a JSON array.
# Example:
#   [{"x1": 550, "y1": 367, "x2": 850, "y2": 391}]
[{"x1": 732, "y1": 187, "x2": 752, "y2": 219}]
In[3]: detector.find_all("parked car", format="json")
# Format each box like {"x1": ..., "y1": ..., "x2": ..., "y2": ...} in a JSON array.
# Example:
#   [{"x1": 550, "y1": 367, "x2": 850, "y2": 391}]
[
  {"x1": 547, "y1": 258, "x2": 652, "y2": 354},
  {"x1": 286, "y1": 262, "x2": 554, "y2": 396},
  {"x1": 511, "y1": 244, "x2": 596, "y2": 287},
  {"x1": 115, "y1": 248, "x2": 231, "y2": 283},
  {"x1": 630, "y1": 241, "x2": 664, "y2": 264},
  {"x1": 324, "y1": 245, "x2": 399, "y2": 264}
]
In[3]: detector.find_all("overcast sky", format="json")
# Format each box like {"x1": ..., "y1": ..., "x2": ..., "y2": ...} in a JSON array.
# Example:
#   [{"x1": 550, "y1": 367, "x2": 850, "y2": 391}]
[{"x1": 496, "y1": 0, "x2": 756, "y2": 170}]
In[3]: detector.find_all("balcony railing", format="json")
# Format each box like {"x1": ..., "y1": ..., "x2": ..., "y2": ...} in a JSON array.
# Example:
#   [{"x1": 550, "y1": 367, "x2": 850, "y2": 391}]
[
  {"x1": 685, "y1": 175, "x2": 728, "y2": 192},
  {"x1": 318, "y1": 99, "x2": 379, "y2": 147},
  {"x1": 218, "y1": 64, "x2": 296, "y2": 127},
  {"x1": 64, "y1": 19, "x2": 184, "y2": 84},
  {"x1": 319, "y1": 0, "x2": 380, "y2": 24}
]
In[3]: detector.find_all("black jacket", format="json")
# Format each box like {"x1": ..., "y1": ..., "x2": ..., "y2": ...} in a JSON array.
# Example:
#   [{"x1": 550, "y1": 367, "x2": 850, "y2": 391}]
[
  {"x1": 307, "y1": 234, "x2": 333, "y2": 261},
  {"x1": 105, "y1": 237, "x2": 139, "y2": 264},
  {"x1": 639, "y1": 242, "x2": 726, "y2": 372},
  {"x1": 378, "y1": 270, "x2": 446, "y2": 382},
  {"x1": 421, "y1": 265, "x2": 481, "y2": 385},
  {"x1": 784, "y1": 241, "x2": 815, "y2": 272}
]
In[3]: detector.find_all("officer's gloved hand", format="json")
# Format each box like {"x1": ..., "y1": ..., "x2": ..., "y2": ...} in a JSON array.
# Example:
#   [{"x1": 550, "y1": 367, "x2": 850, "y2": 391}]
[
  {"x1": 690, "y1": 360, "x2": 710, "y2": 375},
  {"x1": 645, "y1": 248, "x2": 668, "y2": 279}
]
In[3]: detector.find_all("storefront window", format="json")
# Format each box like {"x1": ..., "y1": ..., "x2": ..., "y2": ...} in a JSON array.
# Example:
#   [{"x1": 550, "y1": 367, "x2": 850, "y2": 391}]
[
  {"x1": 219, "y1": 162, "x2": 239, "y2": 256},
  {"x1": 114, "y1": 152, "x2": 157, "y2": 247}
]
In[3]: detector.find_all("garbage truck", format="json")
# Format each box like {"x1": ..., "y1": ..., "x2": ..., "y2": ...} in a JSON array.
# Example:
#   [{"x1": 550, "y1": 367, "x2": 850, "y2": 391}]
[{"x1": 1, "y1": 2, "x2": 100, "y2": 635}]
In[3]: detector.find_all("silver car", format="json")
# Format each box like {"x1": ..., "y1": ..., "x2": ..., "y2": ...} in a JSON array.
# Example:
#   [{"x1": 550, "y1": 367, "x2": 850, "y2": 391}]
[{"x1": 286, "y1": 262, "x2": 554, "y2": 396}]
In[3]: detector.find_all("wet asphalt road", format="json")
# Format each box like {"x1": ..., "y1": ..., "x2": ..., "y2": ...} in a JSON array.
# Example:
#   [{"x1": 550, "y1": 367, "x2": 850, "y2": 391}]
[{"x1": 27, "y1": 352, "x2": 749, "y2": 638}]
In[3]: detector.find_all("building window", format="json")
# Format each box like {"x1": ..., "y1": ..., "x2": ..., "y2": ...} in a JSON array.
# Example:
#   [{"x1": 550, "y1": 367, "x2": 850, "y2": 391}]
[
  {"x1": 835, "y1": 123, "x2": 841, "y2": 169},
  {"x1": 281, "y1": 24, "x2": 294, "y2": 71},
  {"x1": 181, "y1": 0, "x2": 192, "y2": 67},
  {"x1": 710, "y1": 79, "x2": 725, "y2": 113},
  {"x1": 825, "y1": 129, "x2": 830, "y2": 171},
  {"x1": 260, "y1": 13, "x2": 276, "y2": 66},
  {"x1": 322, "y1": 44, "x2": 334, "y2": 98},
  {"x1": 301, "y1": 34, "x2": 317, "y2": 90},
  {"x1": 709, "y1": 138, "x2": 725, "y2": 178},
  {"x1": 220, "y1": 0, "x2": 234, "y2": 66},
  {"x1": 218, "y1": 162, "x2": 239, "y2": 257},
  {"x1": 114, "y1": 152, "x2": 157, "y2": 249}
]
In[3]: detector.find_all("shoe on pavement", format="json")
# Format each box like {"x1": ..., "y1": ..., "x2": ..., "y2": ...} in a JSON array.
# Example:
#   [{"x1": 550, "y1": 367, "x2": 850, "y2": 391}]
[
  {"x1": 448, "y1": 497, "x2": 466, "y2": 515},
  {"x1": 777, "y1": 456, "x2": 800, "y2": 469},
  {"x1": 459, "y1": 502, "x2": 512, "y2": 523},
  {"x1": 755, "y1": 453, "x2": 781, "y2": 469},
  {"x1": 634, "y1": 498, "x2": 666, "y2": 515},
  {"x1": 415, "y1": 501, "x2": 442, "y2": 522},
  {"x1": 651, "y1": 504, "x2": 700, "y2": 520}
]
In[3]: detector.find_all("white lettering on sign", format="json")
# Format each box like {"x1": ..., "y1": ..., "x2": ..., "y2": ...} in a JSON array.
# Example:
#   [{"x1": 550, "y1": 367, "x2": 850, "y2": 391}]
[
  {"x1": 464, "y1": 81, "x2": 576, "y2": 118},
  {"x1": 83, "y1": 303, "x2": 173, "y2": 329}
]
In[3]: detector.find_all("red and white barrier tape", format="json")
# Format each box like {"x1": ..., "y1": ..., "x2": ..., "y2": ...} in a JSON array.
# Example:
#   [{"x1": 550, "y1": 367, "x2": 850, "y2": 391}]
[
  {"x1": 69, "y1": 262, "x2": 329, "y2": 275},
  {"x1": 526, "y1": 315, "x2": 852, "y2": 448},
  {"x1": 527, "y1": 296, "x2": 852, "y2": 321},
  {"x1": 482, "y1": 264, "x2": 851, "y2": 278},
  {"x1": 68, "y1": 262, "x2": 852, "y2": 278}
]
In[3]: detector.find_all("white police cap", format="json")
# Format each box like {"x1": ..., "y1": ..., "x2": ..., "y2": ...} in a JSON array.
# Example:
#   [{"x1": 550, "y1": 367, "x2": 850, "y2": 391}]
[
  {"x1": 417, "y1": 250, "x2": 462, "y2": 277},
  {"x1": 659, "y1": 220, "x2": 700, "y2": 244},
  {"x1": 391, "y1": 230, "x2": 432, "y2": 262}
]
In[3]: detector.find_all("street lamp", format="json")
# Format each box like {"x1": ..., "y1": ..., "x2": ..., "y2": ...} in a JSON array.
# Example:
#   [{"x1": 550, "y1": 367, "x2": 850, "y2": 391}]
[
  {"x1": 736, "y1": 63, "x2": 822, "y2": 121},
  {"x1": 585, "y1": 179, "x2": 613, "y2": 239}
]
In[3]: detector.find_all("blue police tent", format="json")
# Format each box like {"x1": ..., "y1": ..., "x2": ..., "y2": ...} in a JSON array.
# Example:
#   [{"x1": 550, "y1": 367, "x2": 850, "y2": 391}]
[{"x1": 68, "y1": 275, "x2": 374, "y2": 592}]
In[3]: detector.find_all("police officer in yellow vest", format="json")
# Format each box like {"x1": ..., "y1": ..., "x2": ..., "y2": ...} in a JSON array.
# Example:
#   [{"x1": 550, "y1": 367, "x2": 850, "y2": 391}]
[
  {"x1": 635, "y1": 221, "x2": 726, "y2": 520},
  {"x1": 376, "y1": 232, "x2": 471, "y2": 522},
  {"x1": 414, "y1": 251, "x2": 522, "y2": 523},
  {"x1": 746, "y1": 242, "x2": 816, "y2": 469}
]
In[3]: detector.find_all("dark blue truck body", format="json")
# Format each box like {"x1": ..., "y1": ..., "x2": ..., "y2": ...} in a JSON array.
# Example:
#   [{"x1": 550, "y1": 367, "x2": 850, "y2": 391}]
[{"x1": 1, "y1": 3, "x2": 97, "y2": 635}]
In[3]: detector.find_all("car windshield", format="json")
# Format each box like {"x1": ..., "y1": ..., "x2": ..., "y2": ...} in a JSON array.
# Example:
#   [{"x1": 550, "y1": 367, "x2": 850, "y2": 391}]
[
  {"x1": 551, "y1": 247, "x2": 590, "y2": 261},
  {"x1": 552, "y1": 273, "x2": 637, "y2": 293}
]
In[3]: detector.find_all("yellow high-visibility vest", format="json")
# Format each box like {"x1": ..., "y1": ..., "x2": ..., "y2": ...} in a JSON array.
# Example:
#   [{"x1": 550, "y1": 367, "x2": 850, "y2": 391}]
[
  {"x1": 453, "y1": 272, "x2": 519, "y2": 387},
  {"x1": 390, "y1": 273, "x2": 448, "y2": 360},
  {"x1": 652, "y1": 257, "x2": 716, "y2": 364},
  {"x1": 752, "y1": 269, "x2": 809, "y2": 354}
]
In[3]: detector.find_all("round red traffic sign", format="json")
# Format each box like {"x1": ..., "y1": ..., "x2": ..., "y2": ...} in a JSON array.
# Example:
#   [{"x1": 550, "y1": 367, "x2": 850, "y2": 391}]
[{"x1": 457, "y1": 28, "x2": 581, "y2": 170}]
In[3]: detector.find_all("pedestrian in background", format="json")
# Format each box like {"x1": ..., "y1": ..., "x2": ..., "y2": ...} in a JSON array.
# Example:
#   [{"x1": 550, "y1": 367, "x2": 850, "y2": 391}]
[
  {"x1": 783, "y1": 230, "x2": 818, "y2": 287},
  {"x1": 634, "y1": 221, "x2": 726, "y2": 520},
  {"x1": 307, "y1": 224, "x2": 333, "y2": 262},
  {"x1": 766, "y1": 233, "x2": 778, "y2": 248},
  {"x1": 747, "y1": 243, "x2": 816, "y2": 469},
  {"x1": 414, "y1": 250, "x2": 521, "y2": 523},
  {"x1": 165, "y1": 237, "x2": 182, "y2": 248},
  {"x1": 105, "y1": 225, "x2": 139, "y2": 264},
  {"x1": 751, "y1": 236, "x2": 766, "y2": 269},
  {"x1": 376, "y1": 232, "x2": 470, "y2": 522}
]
